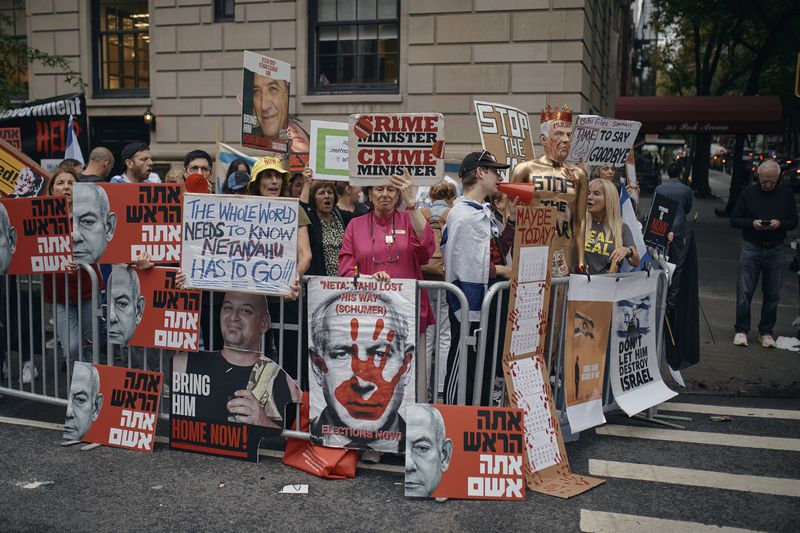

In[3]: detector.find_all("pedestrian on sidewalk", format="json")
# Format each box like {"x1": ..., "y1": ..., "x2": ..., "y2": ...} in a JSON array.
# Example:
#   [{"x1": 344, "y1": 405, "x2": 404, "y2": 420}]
[
  {"x1": 731, "y1": 160, "x2": 798, "y2": 348},
  {"x1": 654, "y1": 162, "x2": 692, "y2": 261}
]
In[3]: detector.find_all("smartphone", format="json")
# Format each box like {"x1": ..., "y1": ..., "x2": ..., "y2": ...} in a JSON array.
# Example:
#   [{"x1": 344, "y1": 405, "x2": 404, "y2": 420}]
[{"x1": 760, "y1": 219, "x2": 771, "y2": 226}]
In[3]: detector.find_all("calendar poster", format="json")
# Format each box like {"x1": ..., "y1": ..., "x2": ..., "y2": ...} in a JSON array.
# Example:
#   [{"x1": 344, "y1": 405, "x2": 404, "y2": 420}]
[
  {"x1": 501, "y1": 206, "x2": 605, "y2": 498},
  {"x1": 563, "y1": 275, "x2": 615, "y2": 433}
]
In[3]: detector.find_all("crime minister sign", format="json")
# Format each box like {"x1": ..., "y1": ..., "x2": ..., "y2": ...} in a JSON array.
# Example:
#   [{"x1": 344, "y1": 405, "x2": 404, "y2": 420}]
[{"x1": 348, "y1": 113, "x2": 445, "y2": 186}]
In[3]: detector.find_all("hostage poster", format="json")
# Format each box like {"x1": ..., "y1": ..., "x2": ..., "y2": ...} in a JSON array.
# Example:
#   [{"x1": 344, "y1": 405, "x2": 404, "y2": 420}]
[
  {"x1": 72, "y1": 183, "x2": 182, "y2": 265},
  {"x1": 181, "y1": 193, "x2": 298, "y2": 297},
  {"x1": 307, "y1": 276, "x2": 417, "y2": 454},
  {"x1": 566, "y1": 115, "x2": 641, "y2": 167},
  {"x1": 0, "y1": 137, "x2": 50, "y2": 198},
  {"x1": 241, "y1": 50, "x2": 291, "y2": 152},
  {"x1": 63, "y1": 363, "x2": 162, "y2": 453},
  {"x1": 170, "y1": 344, "x2": 301, "y2": 461},
  {"x1": 0, "y1": 196, "x2": 71, "y2": 275},
  {"x1": 124, "y1": 267, "x2": 202, "y2": 352},
  {"x1": 348, "y1": 113, "x2": 445, "y2": 186},
  {"x1": 405, "y1": 404, "x2": 524, "y2": 500},
  {"x1": 474, "y1": 101, "x2": 535, "y2": 182},
  {"x1": 0, "y1": 93, "x2": 88, "y2": 173},
  {"x1": 610, "y1": 273, "x2": 676, "y2": 416},
  {"x1": 564, "y1": 275, "x2": 615, "y2": 433}
]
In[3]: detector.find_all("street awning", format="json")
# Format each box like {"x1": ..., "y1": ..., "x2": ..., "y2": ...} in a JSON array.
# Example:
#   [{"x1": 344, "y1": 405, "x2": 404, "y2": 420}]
[{"x1": 615, "y1": 96, "x2": 783, "y2": 134}]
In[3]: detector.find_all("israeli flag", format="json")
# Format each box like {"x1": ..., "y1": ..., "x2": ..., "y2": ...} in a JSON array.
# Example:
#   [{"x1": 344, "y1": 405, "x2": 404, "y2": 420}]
[
  {"x1": 64, "y1": 114, "x2": 85, "y2": 165},
  {"x1": 620, "y1": 184, "x2": 651, "y2": 272}
]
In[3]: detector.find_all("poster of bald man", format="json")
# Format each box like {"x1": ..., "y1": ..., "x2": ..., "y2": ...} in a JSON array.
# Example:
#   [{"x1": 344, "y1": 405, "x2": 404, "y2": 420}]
[
  {"x1": 0, "y1": 196, "x2": 71, "y2": 275},
  {"x1": 0, "y1": 137, "x2": 50, "y2": 198},
  {"x1": 72, "y1": 183, "x2": 182, "y2": 265},
  {"x1": 307, "y1": 276, "x2": 417, "y2": 454},
  {"x1": 124, "y1": 266, "x2": 201, "y2": 352},
  {"x1": 63, "y1": 362, "x2": 162, "y2": 453},
  {"x1": 405, "y1": 404, "x2": 525, "y2": 500}
]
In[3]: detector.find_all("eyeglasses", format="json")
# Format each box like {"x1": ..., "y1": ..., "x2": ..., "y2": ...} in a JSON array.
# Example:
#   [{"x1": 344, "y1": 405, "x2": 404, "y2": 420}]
[{"x1": 187, "y1": 165, "x2": 212, "y2": 175}]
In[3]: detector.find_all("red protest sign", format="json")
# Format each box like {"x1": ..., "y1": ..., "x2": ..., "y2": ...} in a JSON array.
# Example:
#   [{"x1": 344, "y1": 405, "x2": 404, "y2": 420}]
[
  {"x1": 405, "y1": 404, "x2": 525, "y2": 500},
  {"x1": 64, "y1": 363, "x2": 162, "y2": 453},
  {"x1": 0, "y1": 196, "x2": 71, "y2": 275},
  {"x1": 125, "y1": 266, "x2": 201, "y2": 352},
  {"x1": 72, "y1": 183, "x2": 182, "y2": 265}
]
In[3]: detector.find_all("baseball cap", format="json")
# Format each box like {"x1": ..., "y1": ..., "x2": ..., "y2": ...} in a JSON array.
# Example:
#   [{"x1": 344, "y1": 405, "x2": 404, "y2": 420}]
[
  {"x1": 458, "y1": 150, "x2": 510, "y2": 177},
  {"x1": 251, "y1": 156, "x2": 289, "y2": 181},
  {"x1": 120, "y1": 141, "x2": 149, "y2": 162},
  {"x1": 224, "y1": 171, "x2": 251, "y2": 194}
]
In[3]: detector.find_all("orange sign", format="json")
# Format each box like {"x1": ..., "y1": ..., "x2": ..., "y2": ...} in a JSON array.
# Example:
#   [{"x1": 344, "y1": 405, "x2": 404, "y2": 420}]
[{"x1": 0, "y1": 196, "x2": 71, "y2": 275}]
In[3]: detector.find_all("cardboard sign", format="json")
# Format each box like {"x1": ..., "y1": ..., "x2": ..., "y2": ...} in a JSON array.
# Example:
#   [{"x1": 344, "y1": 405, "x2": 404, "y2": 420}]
[
  {"x1": 125, "y1": 267, "x2": 202, "y2": 352},
  {"x1": 241, "y1": 51, "x2": 291, "y2": 152},
  {"x1": 564, "y1": 275, "x2": 615, "y2": 433},
  {"x1": 0, "y1": 137, "x2": 50, "y2": 198},
  {"x1": 348, "y1": 113, "x2": 445, "y2": 186},
  {"x1": 567, "y1": 115, "x2": 641, "y2": 167},
  {"x1": 610, "y1": 273, "x2": 676, "y2": 416},
  {"x1": 181, "y1": 193, "x2": 298, "y2": 296},
  {"x1": 170, "y1": 351, "x2": 300, "y2": 462},
  {"x1": 405, "y1": 404, "x2": 525, "y2": 500},
  {"x1": 501, "y1": 206, "x2": 605, "y2": 498},
  {"x1": 72, "y1": 183, "x2": 182, "y2": 265},
  {"x1": 63, "y1": 363, "x2": 162, "y2": 453},
  {"x1": 309, "y1": 120, "x2": 349, "y2": 181},
  {"x1": 0, "y1": 93, "x2": 88, "y2": 174},
  {"x1": 0, "y1": 196, "x2": 71, "y2": 275},
  {"x1": 474, "y1": 101, "x2": 535, "y2": 182},
  {"x1": 307, "y1": 276, "x2": 417, "y2": 454},
  {"x1": 644, "y1": 193, "x2": 679, "y2": 249}
]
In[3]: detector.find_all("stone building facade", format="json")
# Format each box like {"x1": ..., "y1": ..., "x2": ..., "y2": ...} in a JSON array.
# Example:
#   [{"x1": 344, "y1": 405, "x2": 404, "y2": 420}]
[{"x1": 6, "y1": 0, "x2": 626, "y2": 169}]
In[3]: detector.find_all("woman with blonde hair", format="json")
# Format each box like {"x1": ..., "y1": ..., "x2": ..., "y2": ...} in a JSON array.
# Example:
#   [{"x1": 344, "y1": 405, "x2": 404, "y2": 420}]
[{"x1": 582, "y1": 178, "x2": 640, "y2": 274}]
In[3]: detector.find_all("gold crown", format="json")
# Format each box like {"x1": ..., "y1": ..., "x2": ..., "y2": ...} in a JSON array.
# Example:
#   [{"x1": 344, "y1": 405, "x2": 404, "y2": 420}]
[{"x1": 540, "y1": 104, "x2": 572, "y2": 124}]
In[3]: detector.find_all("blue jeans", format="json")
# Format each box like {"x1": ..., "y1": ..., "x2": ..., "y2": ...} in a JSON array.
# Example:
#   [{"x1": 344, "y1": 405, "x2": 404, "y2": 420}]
[
  {"x1": 54, "y1": 299, "x2": 94, "y2": 362},
  {"x1": 735, "y1": 241, "x2": 785, "y2": 336}
]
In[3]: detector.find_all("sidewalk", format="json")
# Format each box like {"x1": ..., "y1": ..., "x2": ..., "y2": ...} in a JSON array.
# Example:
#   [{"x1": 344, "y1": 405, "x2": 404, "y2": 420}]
[{"x1": 660, "y1": 170, "x2": 800, "y2": 397}]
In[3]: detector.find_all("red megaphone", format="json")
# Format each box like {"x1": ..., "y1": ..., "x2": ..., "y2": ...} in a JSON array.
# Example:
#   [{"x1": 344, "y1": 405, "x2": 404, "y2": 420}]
[
  {"x1": 185, "y1": 173, "x2": 211, "y2": 193},
  {"x1": 497, "y1": 182, "x2": 536, "y2": 205}
]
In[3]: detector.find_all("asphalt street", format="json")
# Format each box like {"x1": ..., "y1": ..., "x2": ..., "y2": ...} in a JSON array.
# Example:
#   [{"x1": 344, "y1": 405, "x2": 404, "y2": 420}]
[{"x1": 0, "y1": 394, "x2": 798, "y2": 532}]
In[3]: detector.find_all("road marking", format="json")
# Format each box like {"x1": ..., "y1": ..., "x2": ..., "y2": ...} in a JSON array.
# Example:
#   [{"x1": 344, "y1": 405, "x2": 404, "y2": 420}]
[
  {"x1": 589, "y1": 459, "x2": 800, "y2": 497},
  {"x1": 699, "y1": 294, "x2": 795, "y2": 308},
  {"x1": 659, "y1": 402, "x2": 800, "y2": 420},
  {"x1": 0, "y1": 415, "x2": 403, "y2": 473},
  {"x1": 596, "y1": 424, "x2": 800, "y2": 452},
  {"x1": 580, "y1": 509, "x2": 763, "y2": 532}
]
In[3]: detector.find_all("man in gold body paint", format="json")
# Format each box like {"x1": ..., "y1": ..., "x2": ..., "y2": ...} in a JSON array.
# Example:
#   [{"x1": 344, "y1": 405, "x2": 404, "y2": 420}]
[{"x1": 510, "y1": 105, "x2": 588, "y2": 274}]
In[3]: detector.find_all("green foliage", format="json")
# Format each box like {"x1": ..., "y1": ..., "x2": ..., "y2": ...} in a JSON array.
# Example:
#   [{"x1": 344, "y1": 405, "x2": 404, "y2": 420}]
[{"x1": 0, "y1": 3, "x2": 84, "y2": 111}]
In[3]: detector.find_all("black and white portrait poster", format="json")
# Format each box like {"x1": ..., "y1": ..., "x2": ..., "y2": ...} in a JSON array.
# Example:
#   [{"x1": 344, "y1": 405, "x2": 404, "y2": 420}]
[
  {"x1": 307, "y1": 276, "x2": 417, "y2": 454},
  {"x1": 609, "y1": 273, "x2": 676, "y2": 416}
]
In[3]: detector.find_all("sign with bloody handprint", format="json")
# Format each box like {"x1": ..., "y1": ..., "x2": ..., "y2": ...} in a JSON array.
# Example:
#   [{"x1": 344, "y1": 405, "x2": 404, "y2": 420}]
[{"x1": 306, "y1": 276, "x2": 417, "y2": 454}]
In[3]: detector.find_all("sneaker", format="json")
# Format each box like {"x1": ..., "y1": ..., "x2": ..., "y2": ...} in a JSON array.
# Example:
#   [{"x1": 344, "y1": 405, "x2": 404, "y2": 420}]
[
  {"x1": 361, "y1": 450, "x2": 381, "y2": 463},
  {"x1": 733, "y1": 333, "x2": 748, "y2": 347},
  {"x1": 22, "y1": 361, "x2": 38, "y2": 384},
  {"x1": 759, "y1": 335, "x2": 776, "y2": 348},
  {"x1": 492, "y1": 377, "x2": 505, "y2": 406},
  {"x1": 46, "y1": 338, "x2": 56, "y2": 350}
]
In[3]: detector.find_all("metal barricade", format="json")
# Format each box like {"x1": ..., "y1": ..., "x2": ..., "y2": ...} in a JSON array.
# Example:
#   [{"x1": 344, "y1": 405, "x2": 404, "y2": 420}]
[
  {"x1": 475, "y1": 270, "x2": 671, "y2": 420},
  {"x1": 1, "y1": 269, "x2": 473, "y2": 442},
  {"x1": 0, "y1": 264, "x2": 100, "y2": 407}
]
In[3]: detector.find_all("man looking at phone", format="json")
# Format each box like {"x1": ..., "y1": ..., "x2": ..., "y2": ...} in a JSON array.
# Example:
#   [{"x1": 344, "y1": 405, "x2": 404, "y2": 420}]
[{"x1": 731, "y1": 160, "x2": 798, "y2": 348}]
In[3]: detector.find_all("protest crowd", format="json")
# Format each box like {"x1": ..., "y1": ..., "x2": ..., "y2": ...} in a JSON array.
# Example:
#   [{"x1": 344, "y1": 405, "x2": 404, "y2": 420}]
[{"x1": 2, "y1": 58, "x2": 792, "y2": 499}]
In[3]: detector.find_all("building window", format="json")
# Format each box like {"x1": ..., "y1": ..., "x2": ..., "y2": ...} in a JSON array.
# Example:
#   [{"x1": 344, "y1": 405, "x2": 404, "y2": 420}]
[
  {"x1": 215, "y1": 0, "x2": 235, "y2": 22},
  {"x1": 92, "y1": 0, "x2": 150, "y2": 97},
  {"x1": 1, "y1": 1, "x2": 29, "y2": 101},
  {"x1": 309, "y1": 0, "x2": 399, "y2": 94}
]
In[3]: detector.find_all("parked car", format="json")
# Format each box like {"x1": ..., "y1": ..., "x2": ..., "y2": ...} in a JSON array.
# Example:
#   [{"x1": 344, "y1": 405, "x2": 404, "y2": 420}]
[{"x1": 781, "y1": 160, "x2": 800, "y2": 191}]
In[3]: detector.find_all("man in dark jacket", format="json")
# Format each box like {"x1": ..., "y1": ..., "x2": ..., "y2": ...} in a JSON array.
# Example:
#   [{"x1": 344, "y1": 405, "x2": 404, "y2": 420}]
[{"x1": 730, "y1": 160, "x2": 798, "y2": 348}]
